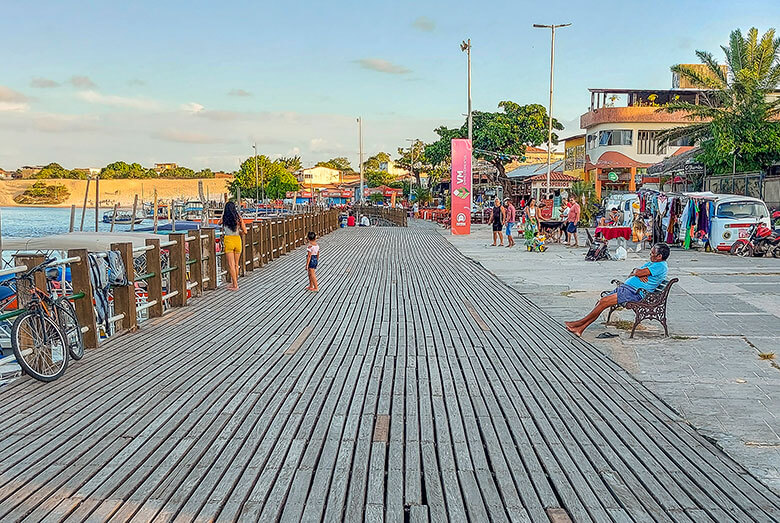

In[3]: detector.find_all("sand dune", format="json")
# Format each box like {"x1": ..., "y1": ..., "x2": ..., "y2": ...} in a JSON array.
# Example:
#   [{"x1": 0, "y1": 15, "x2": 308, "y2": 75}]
[{"x1": 0, "y1": 178, "x2": 233, "y2": 207}]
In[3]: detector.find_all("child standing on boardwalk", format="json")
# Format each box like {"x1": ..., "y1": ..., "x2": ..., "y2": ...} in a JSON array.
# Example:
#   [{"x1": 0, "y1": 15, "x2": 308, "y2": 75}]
[
  {"x1": 306, "y1": 231, "x2": 319, "y2": 292},
  {"x1": 221, "y1": 201, "x2": 247, "y2": 291}
]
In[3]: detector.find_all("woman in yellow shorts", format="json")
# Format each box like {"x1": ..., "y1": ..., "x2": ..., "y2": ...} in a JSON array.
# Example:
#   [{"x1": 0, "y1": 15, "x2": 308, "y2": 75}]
[{"x1": 221, "y1": 201, "x2": 247, "y2": 290}]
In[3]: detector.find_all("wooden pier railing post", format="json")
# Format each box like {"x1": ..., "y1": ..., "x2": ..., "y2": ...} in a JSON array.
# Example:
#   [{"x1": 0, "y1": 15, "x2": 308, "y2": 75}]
[
  {"x1": 238, "y1": 229, "x2": 247, "y2": 277},
  {"x1": 258, "y1": 221, "x2": 266, "y2": 266},
  {"x1": 110, "y1": 241, "x2": 138, "y2": 332},
  {"x1": 67, "y1": 249, "x2": 99, "y2": 349},
  {"x1": 188, "y1": 229, "x2": 204, "y2": 296},
  {"x1": 168, "y1": 232, "x2": 188, "y2": 307},
  {"x1": 144, "y1": 238, "x2": 164, "y2": 318},
  {"x1": 283, "y1": 217, "x2": 290, "y2": 254},
  {"x1": 203, "y1": 228, "x2": 217, "y2": 290},
  {"x1": 14, "y1": 255, "x2": 45, "y2": 307},
  {"x1": 244, "y1": 224, "x2": 255, "y2": 272}
]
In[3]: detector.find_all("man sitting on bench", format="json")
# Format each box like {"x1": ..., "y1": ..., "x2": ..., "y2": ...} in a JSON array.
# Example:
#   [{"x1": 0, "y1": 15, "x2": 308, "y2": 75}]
[{"x1": 565, "y1": 243, "x2": 670, "y2": 337}]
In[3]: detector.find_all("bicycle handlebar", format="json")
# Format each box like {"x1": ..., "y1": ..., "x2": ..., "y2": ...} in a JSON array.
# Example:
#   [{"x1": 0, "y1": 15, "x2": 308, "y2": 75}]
[{"x1": 17, "y1": 257, "x2": 58, "y2": 281}]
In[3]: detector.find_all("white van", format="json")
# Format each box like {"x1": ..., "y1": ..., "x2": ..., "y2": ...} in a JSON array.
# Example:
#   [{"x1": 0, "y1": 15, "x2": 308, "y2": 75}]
[{"x1": 708, "y1": 194, "x2": 771, "y2": 251}]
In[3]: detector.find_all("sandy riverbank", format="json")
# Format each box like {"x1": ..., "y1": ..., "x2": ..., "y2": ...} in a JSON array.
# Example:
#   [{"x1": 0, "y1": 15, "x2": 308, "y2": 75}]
[{"x1": 0, "y1": 178, "x2": 233, "y2": 207}]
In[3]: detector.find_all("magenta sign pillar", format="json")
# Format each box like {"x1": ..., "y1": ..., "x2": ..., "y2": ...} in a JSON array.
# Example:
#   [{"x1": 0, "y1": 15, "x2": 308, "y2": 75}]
[{"x1": 450, "y1": 138, "x2": 472, "y2": 235}]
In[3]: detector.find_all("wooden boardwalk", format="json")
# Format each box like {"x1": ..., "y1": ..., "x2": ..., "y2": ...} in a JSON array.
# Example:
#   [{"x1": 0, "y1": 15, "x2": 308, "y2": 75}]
[{"x1": 1, "y1": 225, "x2": 779, "y2": 522}]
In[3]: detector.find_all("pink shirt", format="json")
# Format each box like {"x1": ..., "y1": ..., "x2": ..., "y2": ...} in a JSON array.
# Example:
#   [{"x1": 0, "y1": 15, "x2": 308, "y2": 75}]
[
  {"x1": 307, "y1": 244, "x2": 319, "y2": 256},
  {"x1": 505, "y1": 204, "x2": 516, "y2": 223},
  {"x1": 567, "y1": 202, "x2": 581, "y2": 223}
]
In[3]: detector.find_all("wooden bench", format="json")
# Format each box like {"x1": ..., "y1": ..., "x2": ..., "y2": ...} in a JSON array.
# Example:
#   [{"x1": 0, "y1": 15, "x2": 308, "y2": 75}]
[{"x1": 601, "y1": 278, "x2": 679, "y2": 338}]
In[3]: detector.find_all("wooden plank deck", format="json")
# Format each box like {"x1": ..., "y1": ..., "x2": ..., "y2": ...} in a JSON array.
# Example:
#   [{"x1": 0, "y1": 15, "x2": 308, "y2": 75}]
[{"x1": 1, "y1": 225, "x2": 779, "y2": 522}]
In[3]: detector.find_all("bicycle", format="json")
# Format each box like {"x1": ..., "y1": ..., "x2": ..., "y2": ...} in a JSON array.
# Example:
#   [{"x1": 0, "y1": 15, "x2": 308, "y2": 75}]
[{"x1": 0, "y1": 258, "x2": 85, "y2": 382}]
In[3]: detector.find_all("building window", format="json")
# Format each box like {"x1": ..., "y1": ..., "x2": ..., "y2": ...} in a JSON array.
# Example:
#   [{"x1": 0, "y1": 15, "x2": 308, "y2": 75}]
[
  {"x1": 598, "y1": 130, "x2": 632, "y2": 146},
  {"x1": 575, "y1": 145, "x2": 585, "y2": 168},
  {"x1": 669, "y1": 136, "x2": 693, "y2": 147},
  {"x1": 586, "y1": 134, "x2": 598, "y2": 150},
  {"x1": 565, "y1": 148, "x2": 575, "y2": 170},
  {"x1": 637, "y1": 130, "x2": 666, "y2": 155}
]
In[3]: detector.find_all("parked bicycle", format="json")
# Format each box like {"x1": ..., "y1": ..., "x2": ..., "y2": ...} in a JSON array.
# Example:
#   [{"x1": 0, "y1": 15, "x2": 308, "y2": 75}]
[{"x1": 0, "y1": 258, "x2": 85, "y2": 382}]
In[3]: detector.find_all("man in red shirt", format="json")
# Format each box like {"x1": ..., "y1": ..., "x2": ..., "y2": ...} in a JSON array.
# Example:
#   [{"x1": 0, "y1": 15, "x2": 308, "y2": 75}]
[
  {"x1": 566, "y1": 195, "x2": 581, "y2": 247},
  {"x1": 504, "y1": 198, "x2": 516, "y2": 247}
]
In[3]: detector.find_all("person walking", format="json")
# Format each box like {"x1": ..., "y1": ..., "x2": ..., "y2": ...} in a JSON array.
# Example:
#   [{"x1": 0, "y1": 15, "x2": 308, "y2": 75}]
[
  {"x1": 221, "y1": 201, "x2": 247, "y2": 291},
  {"x1": 566, "y1": 195, "x2": 581, "y2": 247},
  {"x1": 306, "y1": 231, "x2": 319, "y2": 291},
  {"x1": 490, "y1": 198, "x2": 506, "y2": 246},
  {"x1": 524, "y1": 197, "x2": 540, "y2": 232},
  {"x1": 504, "y1": 198, "x2": 516, "y2": 247}
]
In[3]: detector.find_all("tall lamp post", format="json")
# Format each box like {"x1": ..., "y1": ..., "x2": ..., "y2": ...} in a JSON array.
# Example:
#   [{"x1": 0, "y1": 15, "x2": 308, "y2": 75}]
[
  {"x1": 406, "y1": 138, "x2": 418, "y2": 194},
  {"x1": 253, "y1": 143, "x2": 259, "y2": 207},
  {"x1": 357, "y1": 117, "x2": 364, "y2": 204},
  {"x1": 533, "y1": 22, "x2": 570, "y2": 198},
  {"x1": 460, "y1": 39, "x2": 472, "y2": 141}
]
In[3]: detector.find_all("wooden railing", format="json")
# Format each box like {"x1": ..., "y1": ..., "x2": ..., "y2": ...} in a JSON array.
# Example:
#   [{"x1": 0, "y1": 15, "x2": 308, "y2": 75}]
[
  {"x1": 6, "y1": 208, "x2": 340, "y2": 351},
  {"x1": 353, "y1": 205, "x2": 408, "y2": 227}
]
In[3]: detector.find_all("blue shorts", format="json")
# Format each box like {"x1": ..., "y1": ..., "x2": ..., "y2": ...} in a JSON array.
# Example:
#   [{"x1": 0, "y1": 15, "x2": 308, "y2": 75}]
[
  {"x1": 606, "y1": 284, "x2": 642, "y2": 305},
  {"x1": 505, "y1": 222, "x2": 514, "y2": 236},
  {"x1": 566, "y1": 222, "x2": 577, "y2": 233},
  {"x1": 308, "y1": 255, "x2": 318, "y2": 269}
]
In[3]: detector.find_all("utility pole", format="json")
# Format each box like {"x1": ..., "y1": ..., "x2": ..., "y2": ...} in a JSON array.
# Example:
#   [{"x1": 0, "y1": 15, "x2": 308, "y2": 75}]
[
  {"x1": 460, "y1": 39, "x2": 472, "y2": 141},
  {"x1": 358, "y1": 117, "x2": 364, "y2": 204},
  {"x1": 253, "y1": 143, "x2": 259, "y2": 207},
  {"x1": 534, "y1": 22, "x2": 571, "y2": 198},
  {"x1": 406, "y1": 138, "x2": 417, "y2": 193}
]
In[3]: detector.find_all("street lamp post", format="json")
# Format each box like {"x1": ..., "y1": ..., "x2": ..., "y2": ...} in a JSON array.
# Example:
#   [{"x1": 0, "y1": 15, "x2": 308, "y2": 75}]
[
  {"x1": 533, "y1": 22, "x2": 571, "y2": 198},
  {"x1": 357, "y1": 117, "x2": 364, "y2": 204},
  {"x1": 460, "y1": 39, "x2": 472, "y2": 141},
  {"x1": 253, "y1": 143, "x2": 259, "y2": 207}
]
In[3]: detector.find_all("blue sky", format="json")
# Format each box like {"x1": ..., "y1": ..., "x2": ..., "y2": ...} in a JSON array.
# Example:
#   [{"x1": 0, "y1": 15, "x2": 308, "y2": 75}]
[{"x1": 0, "y1": 0, "x2": 776, "y2": 171}]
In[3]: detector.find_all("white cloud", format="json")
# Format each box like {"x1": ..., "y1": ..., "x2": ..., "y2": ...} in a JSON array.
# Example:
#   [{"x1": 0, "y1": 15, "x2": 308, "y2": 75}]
[
  {"x1": 355, "y1": 58, "x2": 411, "y2": 75},
  {"x1": 412, "y1": 16, "x2": 435, "y2": 32},
  {"x1": 32, "y1": 113, "x2": 99, "y2": 133},
  {"x1": 0, "y1": 86, "x2": 29, "y2": 112},
  {"x1": 69, "y1": 75, "x2": 97, "y2": 88},
  {"x1": 77, "y1": 90, "x2": 160, "y2": 110},
  {"x1": 181, "y1": 102, "x2": 204, "y2": 113},
  {"x1": 154, "y1": 129, "x2": 231, "y2": 144},
  {"x1": 30, "y1": 77, "x2": 60, "y2": 88},
  {"x1": 228, "y1": 88, "x2": 252, "y2": 97}
]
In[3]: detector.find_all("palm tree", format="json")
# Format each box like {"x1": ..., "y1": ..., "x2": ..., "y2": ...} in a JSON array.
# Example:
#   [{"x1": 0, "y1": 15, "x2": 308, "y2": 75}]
[{"x1": 659, "y1": 27, "x2": 780, "y2": 174}]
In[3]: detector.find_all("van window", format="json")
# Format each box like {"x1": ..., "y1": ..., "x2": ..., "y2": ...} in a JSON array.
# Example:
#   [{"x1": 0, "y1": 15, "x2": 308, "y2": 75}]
[{"x1": 715, "y1": 201, "x2": 768, "y2": 219}]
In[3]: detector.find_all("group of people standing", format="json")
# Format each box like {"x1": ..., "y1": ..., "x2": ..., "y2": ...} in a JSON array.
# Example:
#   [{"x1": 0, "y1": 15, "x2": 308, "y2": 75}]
[{"x1": 488, "y1": 195, "x2": 581, "y2": 248}]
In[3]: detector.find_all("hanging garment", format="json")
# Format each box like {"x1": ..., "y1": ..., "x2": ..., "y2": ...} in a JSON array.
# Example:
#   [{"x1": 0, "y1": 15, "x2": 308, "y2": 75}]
[
  {"x1": 88, "y1": 253, "x2": 110, "y2": 325},
  {"x1": 106, "y1": 251, "x2": 128, "y2": 286},
  {"x1": 678, "y1": 200, "x2": 692, "y2": 243}
]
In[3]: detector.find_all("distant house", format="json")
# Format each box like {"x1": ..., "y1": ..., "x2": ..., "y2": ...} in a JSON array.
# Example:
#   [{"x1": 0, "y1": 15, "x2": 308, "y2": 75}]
[
  {"x1": 213, "y1": 171, "x2": 233, "y2": 179},
  {"x1": 0, "y1": 168, "x2": 12, "y2": 180},
  {"x1": 299, "y1": 166, "x2": 343, "y2": 185},
  {"x1": 17, "y1": 165, "x2": 44, "y2": 178},
  {"x1": 154, "y1": 162, "x2": 177, "y2": 173}
]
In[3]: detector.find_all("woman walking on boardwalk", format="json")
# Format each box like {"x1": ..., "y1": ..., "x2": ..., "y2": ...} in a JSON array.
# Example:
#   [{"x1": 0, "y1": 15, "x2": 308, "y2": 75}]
[
  {"x1": 306, "y1": 231, "x2": 319, "y2": 291},
  {"x1": 221, "y1": 201, "x2": 247, "y2": 291}
]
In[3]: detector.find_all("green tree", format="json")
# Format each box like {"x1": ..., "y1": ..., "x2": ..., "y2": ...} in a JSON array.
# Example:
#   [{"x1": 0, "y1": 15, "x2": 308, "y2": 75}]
[
  {"x1": 316, "y1": 157, "x2": 353, "y2": 172},
  {"x1": 365, "y1": 169, "x2": 395, "y2": 187},
  {"x1": 230, "y1": 155, "x2": 297, "y2": 199},
  {"x1": 363, "y1": 152, "x2": 391, "y2": 172},
  {"x1": 100, "y1": 161, "x2": 153, "y2": 179},
  {"x1": 265, "y1": 170, "x2": 301, "y2": 199},
  {"x1": 396, "y1": 140, "x2": 427, "y2": 187},
  {"x1": 425, "y1": 101, "x2": 562, "y2": 182},
  {"x1": 660, "y1": 27, "x2": 780, "y2": 174},
  {"x1": 195, "y1": 168, "x2": 215, "y2": 178},
  {"x1": 279, "y1": 155, "x2": 302, "y2": 173},
  {"x1": 35, "y1": 163, "x2": 78, "y2": 179}
]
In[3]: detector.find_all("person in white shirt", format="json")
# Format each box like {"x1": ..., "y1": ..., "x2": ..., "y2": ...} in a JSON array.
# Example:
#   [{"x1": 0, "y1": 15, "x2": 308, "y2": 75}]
[{"x1": 360, "y1": 215, "x2": 370, "y2": 227}]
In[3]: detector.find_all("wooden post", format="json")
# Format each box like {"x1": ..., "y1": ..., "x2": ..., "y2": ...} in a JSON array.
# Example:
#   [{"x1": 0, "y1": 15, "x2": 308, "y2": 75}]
[
  {"x1": 168, "y1": 233, "x2": 187, "y2": 307},
  {"x1": 80, "y1": 178, "x2": 90, "y2": 231},
  {"x1": 109, "y1": 242, "x2": 137, "y2": 332},
  {"x1": 95, "y1": 176, "x2": 100, "y2": 232},
  {"x1": 273, "y1": 219, "x2": 280, "y2": 259},
  {"x1": 144, "y1": 238, "x2": 164, "y2": 318},
  {"x1": 256, "y1": 222, "x2": 264, "y2": 267},
  {"x1": 130, "y1": 194, "x2": 139, "y2": 232},
  {"x1": 203, "y1": 228, "x2": 217, "y2": 290},
  {"x1": 109, "y1": 203, "x2": 119, "y2": 232},
  {"x1": 14, "y1": 255, "x2": 45, "y2": 308},
  {"x1": 244, "y1": 224, "x2": 255, "y2": 272},
  {"x1": 153, "y1": 189, "x2": 159, "y2": 234},
  {"x1": 69, "y1": 205, "x2": 76, "y2": 232},
  {"x1": 252, "y1": 223, "x2": 260, "y2": 267},
  {"x1": 188, "y1": 229, "x2": 204, "y2": 296},
  {"x1": 67, "y1": 249, "x2": 98, "y2": 349},
  {"x1": 238, "y1": 228, "x2": 247, "y2": 277},
  {"x1": 264, "y1": 221, "x2": 272, "y2": 263}
]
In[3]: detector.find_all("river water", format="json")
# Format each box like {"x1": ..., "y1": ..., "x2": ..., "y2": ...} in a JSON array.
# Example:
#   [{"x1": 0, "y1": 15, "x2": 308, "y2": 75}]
[{"x1": 1, "y1": 207, "x2": 142, "y2": 238}]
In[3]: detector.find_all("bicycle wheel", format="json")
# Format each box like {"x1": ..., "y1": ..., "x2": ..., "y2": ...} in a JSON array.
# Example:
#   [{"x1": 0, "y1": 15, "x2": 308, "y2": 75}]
[
  {"x1": 55, "y1": 298, "x2": 84, "y2": 360},
  {"x1": 12, "y1": 311, "x2": 69, "y2": 382}
]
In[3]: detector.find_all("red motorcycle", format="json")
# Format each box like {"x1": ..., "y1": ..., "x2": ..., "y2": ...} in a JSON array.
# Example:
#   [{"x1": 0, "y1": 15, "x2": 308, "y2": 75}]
[{"x1": 730, "y1": 216, "x2": 780, "y2": 258}]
